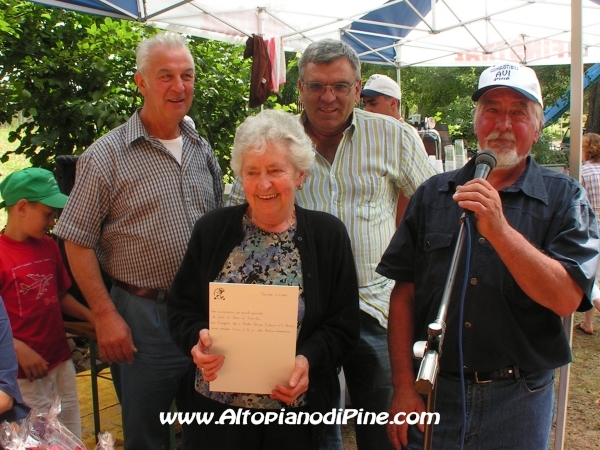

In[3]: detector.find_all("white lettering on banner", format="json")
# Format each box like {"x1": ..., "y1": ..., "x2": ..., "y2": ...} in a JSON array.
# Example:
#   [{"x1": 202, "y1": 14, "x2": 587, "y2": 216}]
[
  {"x1": 159, "y1": 409, "x2": 440, "y2": 426},
  {"x1": 454, "y1": 39, "x2": 569, "y2": 63}
]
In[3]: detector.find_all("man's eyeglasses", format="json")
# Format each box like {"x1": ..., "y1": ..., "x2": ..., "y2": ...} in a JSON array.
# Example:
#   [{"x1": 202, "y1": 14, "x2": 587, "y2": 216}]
[{"x1": 301, "y1": 81, "x2": 358, "y2": 97}]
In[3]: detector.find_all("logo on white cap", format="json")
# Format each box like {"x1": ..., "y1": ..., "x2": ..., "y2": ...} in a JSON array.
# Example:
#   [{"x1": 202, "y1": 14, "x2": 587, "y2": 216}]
[
  {"x1": 361, "y1": 74, "x2": 401, "y2": 100},
  {"x1": 472, "y1": 64, "x2": 543, "y2": 107}
]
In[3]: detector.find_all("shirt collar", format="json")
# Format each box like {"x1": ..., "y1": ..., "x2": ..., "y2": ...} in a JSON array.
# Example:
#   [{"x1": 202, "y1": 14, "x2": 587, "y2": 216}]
[
  {"x1": 124, "y1": 108, "x2": 201, "y2": 147},
  {"x1": 441, "y1": 155, "x2": 549, "y2": 206}
]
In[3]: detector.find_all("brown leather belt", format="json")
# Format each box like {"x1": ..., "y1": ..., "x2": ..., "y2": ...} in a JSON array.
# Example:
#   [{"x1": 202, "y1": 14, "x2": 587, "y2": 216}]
[{"x1": 113, "y1": 279, "x2": 168, "y2": 303}]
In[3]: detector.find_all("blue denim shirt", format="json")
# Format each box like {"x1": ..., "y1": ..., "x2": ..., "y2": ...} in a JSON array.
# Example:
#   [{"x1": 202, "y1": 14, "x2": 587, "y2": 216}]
[
  {"x1": 378, "y1": 156, "x2": 599, "y2": 372},
  {"x1": 0, "y1": 297, "x2": 29, "y2": 423}
]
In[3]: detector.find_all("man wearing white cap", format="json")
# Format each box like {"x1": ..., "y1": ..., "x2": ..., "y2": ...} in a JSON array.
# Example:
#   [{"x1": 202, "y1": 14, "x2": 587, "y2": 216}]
[
  {"x1": 378, "y1": 64, "x2": 599, "y2": 449},
  {"x1": 361, "y1": 74, "x2": 405, "y2": 122}
]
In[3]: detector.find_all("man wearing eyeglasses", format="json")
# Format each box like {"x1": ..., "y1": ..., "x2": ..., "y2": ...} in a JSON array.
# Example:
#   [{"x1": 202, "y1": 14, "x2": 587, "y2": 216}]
[
  {"x1": 296, "y1": 39, "x2": 435, "y2": 450},
  {"x1": 227, "y1": 39, "x2": 434, "y2": 449}
]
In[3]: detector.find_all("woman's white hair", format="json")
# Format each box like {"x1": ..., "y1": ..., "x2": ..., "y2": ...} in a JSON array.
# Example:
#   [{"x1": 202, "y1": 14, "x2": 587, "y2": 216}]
[
  {"x1": 231, "y1": 110, "x2": 315, "y2": 177},
  {"x1": 136, "y1": 32, "x2": 193, "y2": 77}
]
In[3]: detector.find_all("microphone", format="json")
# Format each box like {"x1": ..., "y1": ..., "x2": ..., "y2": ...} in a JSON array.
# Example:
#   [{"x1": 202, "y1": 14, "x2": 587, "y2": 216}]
[{"x1": 473, "y1": 150, "x2": 497, "y2": 180}]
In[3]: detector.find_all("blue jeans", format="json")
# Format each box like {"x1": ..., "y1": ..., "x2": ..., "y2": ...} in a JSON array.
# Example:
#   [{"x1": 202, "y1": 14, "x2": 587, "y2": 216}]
[
  {"x1": 406, "y1": 368, "x2": 555, "y2": 449},
  {"x1": 110, "y1": 285, "x2": 192, "y2": 450},
  {"x1": 320, "y1": 311, "x2": 394, "y2": 450}
]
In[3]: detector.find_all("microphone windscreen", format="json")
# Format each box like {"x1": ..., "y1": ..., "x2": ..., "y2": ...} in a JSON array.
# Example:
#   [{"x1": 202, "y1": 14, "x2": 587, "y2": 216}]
[{"x1": 475, "y1": 150, "x2": 497, "y2": 170}]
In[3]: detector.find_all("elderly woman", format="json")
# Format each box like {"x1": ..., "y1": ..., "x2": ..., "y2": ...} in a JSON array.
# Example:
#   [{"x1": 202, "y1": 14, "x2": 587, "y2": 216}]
[
  {"x1": 576, "y1": 132, "x2": 600, "y2": 335},
  {"x1": 168, "y1": 109, "x2": 360, "y2": 449}
]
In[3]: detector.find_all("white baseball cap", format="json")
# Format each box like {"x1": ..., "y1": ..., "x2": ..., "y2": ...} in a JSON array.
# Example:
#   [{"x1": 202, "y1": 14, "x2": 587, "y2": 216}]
[
  {"x1": 361, "y1": 74, "x2": 401, "y2": 100},
  {"x1": 472, "y1": 64, "x2": 543, "y2": 107}
]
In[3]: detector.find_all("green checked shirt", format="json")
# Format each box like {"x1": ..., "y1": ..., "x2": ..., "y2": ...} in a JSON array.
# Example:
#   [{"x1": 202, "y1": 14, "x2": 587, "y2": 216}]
[{"x1": 226, "y1": 109, "x2": 436, "y2": 328}]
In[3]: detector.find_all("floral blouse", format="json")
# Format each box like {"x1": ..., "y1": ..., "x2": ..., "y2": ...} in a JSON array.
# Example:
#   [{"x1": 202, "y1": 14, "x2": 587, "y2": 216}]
[{"x1": 195, "y1": 212, "x2": 308, "y2": 409}]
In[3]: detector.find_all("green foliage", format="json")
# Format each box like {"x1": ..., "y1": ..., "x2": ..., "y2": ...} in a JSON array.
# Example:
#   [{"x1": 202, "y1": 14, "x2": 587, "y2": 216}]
[
  {"x1": 0, "y1": 0, "x2": 146, "y2": 168},
  {"x1": 400, "y1": 67, "x2": 482, "y2": 146},
  {"x1": 275, "y1": 53, "x2": 300, "y2": 107},
  {"x1": 188, "y1": 37, "x2": 251, "y2": 181},
  {"x1": 535, "y1": 65, "x2": 571, "y2": 107},
  {"x1": 0, "y1": 0, "x2": 252, "y2": 175},
  {"x1": 531, "y1": 131, "x2": 568, "y2": 166}
]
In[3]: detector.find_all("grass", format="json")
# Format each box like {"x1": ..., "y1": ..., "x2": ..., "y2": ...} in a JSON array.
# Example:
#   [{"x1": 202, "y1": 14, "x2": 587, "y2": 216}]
[{"x1": 0, "y1": 127, "x2": 30, "y2": 229}]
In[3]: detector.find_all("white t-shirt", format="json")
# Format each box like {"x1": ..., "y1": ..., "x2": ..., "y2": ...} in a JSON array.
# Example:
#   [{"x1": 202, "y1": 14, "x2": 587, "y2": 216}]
[{"x1": 158, "y1": 136, "x2": 183, "y2": 164}]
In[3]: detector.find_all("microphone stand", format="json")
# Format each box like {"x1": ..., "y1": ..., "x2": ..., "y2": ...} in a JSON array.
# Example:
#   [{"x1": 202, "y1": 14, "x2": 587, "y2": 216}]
[
  {"x1": 413, "y1": 212, "x2": 470, "y2": 450},
  {"x1": 412, "y1": 151, "x2": 495, "y2": 449}
]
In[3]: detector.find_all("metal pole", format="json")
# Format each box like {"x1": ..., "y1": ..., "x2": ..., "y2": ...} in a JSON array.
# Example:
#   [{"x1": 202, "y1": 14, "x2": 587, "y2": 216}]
[
  {"x1": 415, "y1": 215, "x2": 469, "y2": 450},
  {"x1": 554, "y1": 316, "x2": 573, "y2": 450},
  {"x1": 422, "y1": 386, "x2": 437, "y2": 449},
  {"x1": 555, "y1": 3, "x2": 583, "y2": 449}
]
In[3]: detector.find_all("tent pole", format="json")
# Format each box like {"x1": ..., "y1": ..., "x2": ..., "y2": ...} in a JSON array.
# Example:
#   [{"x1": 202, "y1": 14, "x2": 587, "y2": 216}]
[
  {"x1": 555, "y1": 1, "x2": 582, "y2": 449},
  {"x1": 396, "y1": 64, "x2": 401, "y2": 111},
  {"x1": 394, "y1": 44, "x2": 402, "y2": 116}
]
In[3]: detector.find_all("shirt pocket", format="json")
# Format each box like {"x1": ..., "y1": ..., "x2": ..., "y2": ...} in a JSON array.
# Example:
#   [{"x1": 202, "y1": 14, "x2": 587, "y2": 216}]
[
  {"x1": 417, "y1": 232, "x2": 455, "y2": 286},
  {"x1": 355, "y1": 176, "x2": 393, "y2": 222}
]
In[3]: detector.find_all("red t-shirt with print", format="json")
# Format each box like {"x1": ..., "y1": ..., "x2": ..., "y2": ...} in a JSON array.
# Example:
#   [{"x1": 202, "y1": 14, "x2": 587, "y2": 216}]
[{"x1": 0, "y1": 233, "x2": 72, "y2": 379}]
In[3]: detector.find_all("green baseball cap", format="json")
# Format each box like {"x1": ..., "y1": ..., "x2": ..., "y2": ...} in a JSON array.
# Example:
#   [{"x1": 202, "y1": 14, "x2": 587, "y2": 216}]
[{"x1": 0, "y1": 168, "x2": 68, "y2": 209}]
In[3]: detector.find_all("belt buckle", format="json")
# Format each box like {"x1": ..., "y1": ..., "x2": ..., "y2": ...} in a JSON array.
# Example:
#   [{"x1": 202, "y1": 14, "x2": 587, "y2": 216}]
[{"x1": 474, "y1": 372, "x2": 492, "y2": 384}]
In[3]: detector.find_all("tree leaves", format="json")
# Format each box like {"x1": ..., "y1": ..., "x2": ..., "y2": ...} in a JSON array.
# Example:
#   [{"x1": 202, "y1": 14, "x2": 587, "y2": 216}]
[
  {"x1": 0, "y1": 0, "x2": 253, "y2": 176},
  {"x1": 0, "y1": 0, "x2": 144, "y2": 167}
]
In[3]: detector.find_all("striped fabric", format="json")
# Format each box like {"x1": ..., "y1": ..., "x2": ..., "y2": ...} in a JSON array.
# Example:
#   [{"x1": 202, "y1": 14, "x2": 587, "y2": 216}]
[
  {"x1": 54, "y1": 110, "x2": 223, "y2": 291},
  {"x1": 582, "y1": 162, "x2": 600, "y2": 214},
  {"x1": 227, "y1": 109, "x2": 436, "y2": 327}
]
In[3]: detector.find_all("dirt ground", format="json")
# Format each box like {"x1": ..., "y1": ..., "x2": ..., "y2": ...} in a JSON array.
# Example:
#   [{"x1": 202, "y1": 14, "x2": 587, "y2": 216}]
[{"x1": 558, "y1": 311, "x2": 600, "y2": 449}]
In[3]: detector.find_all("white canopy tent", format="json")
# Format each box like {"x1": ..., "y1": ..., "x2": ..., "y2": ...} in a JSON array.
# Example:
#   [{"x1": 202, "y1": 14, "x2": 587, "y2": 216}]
[
  {"x1": 345, "y1": 0, "x2": 600, "y2": 67},
  {"x1": 30, "y1": 0, "x2": 600, "y2": 67},
  {"x1": 30, "y1": 0, "x2": 430, "y2": 53}
]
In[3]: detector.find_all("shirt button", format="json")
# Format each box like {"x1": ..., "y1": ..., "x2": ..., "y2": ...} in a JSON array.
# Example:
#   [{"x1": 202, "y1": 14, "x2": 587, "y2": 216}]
[
  {"x1": 465, "y1": 322, "x2": 472, "y2": 328},
  {"x1": 273, "y1": 256, "x2": 279, "y2": 261},
  {"x1": 470, "y1": 278, "x2": 478, "y2": 285},
  {"x1": 478, "y1": 237, "x2": 486, "y2": 244},
  {"x1": 426, "y1": 241, "x2": 431, "y2": 248},
  {"x1": 297, "y1": 237, "x2": 303, "y2": 241},
  {"x1": 185, "y1": 198, "x2": 191, "y2": 202}
]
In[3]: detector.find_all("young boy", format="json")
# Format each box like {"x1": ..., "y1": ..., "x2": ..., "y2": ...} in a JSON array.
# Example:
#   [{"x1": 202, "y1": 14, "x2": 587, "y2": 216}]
[{"x1": 0, "y1": 168, "x2": 93, "y2": 437}]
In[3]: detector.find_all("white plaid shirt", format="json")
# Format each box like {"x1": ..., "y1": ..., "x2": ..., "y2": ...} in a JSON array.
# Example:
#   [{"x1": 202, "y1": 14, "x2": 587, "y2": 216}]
[
  {"x1": 227, "y1": 109, "x2": 436, "y2": 327},
  {"x1": 582, "y1": 161, "x2": 600, "y2": 215},
  {"x1": 55, "y1": 110, "x2": 223, "y2": 291}
]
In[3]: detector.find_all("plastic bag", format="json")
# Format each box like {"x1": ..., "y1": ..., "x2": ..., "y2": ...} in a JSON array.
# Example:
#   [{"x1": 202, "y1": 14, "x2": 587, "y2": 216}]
[
  {"x1": 0, "y1": 419, "x2": 28, "y2": 450},
  {"x1": 93, "y1": 432, "x2": 114, "y2": 450},
  {"x1": 0, "y1": 397, "x2": 87, "y2": 450},
  {"x1": 28, "y1": 397, "x2": 86, "y2": 450}
]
